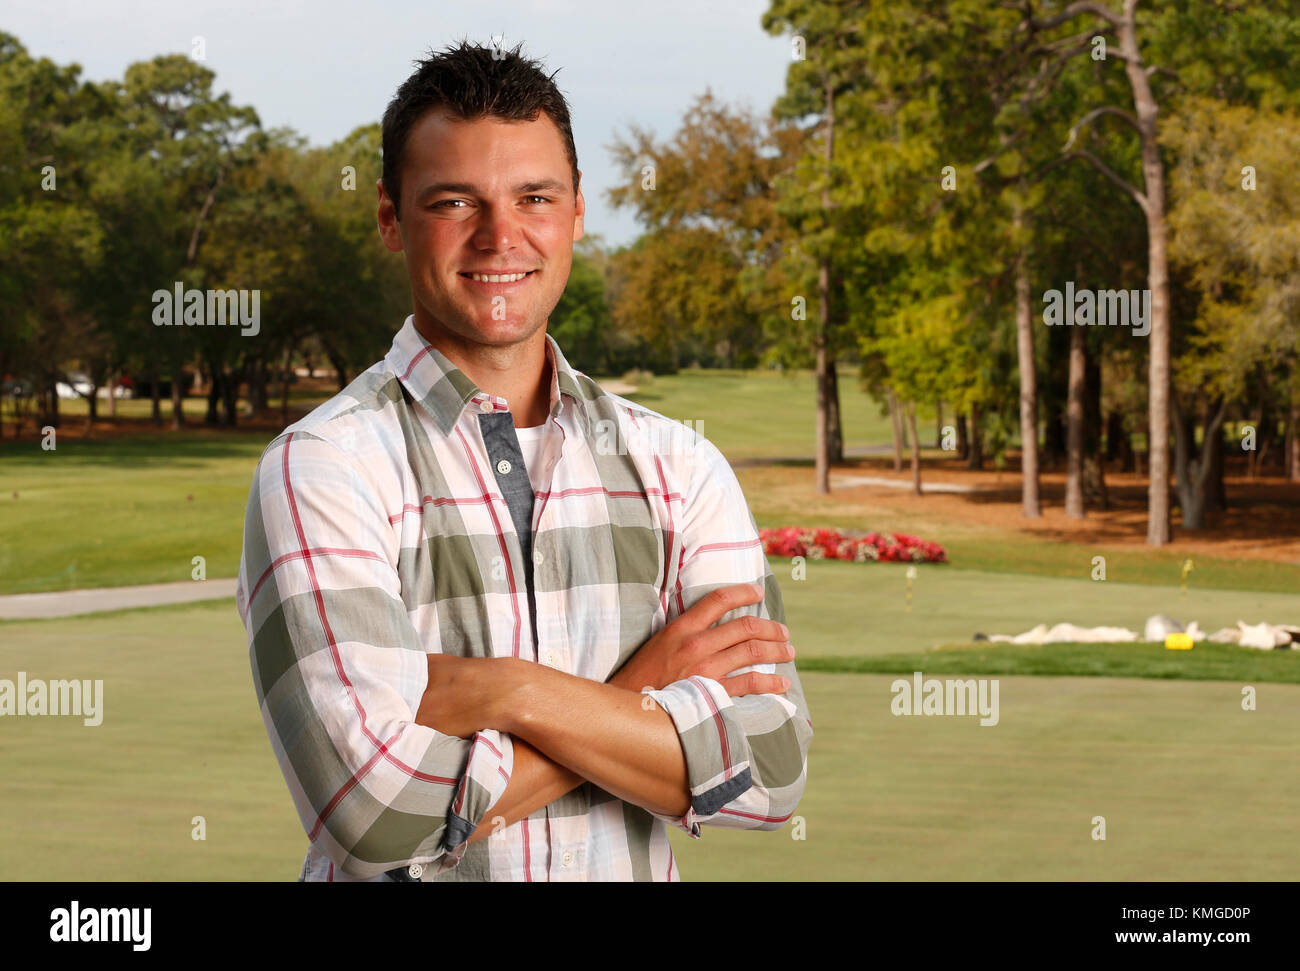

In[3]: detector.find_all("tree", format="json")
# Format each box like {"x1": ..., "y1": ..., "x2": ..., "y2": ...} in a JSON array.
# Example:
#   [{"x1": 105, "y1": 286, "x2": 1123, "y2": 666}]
[{"x1": 1163, "y1": 97, "x2": 1300, "y2": 523}]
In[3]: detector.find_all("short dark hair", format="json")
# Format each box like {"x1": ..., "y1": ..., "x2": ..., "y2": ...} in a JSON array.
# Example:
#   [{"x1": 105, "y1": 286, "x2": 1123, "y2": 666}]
[{"x1": 381, "y1": 39, "x2": 580, "y2": 219}]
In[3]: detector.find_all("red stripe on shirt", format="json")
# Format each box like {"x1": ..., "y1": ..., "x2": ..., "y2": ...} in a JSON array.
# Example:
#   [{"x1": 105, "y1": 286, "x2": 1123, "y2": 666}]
[
  {"x1": 281, "y1": 434, "x2": 459, "y2": 837},
  {"x1": 246, "y1": 547, "x2": 386, "y2": 610},
  {"x1": 689, "y1": 675, "x2": 734, "y2": 781}
]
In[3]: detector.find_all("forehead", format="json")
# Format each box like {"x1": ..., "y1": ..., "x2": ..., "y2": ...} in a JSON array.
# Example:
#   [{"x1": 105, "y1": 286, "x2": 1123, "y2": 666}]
[{"x1": 402, "y1": 110, "x2": 570, "y2": 192}]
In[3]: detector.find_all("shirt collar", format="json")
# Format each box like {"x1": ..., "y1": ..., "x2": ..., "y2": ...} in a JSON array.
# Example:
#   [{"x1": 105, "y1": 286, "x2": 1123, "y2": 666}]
[{"x1": 387, "y1": 315, "x2": 593, "y2": 438}]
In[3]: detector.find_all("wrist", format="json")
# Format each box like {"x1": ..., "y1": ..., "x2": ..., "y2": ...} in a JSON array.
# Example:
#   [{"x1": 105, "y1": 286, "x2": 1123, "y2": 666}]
[{"x1": 494, "y1": 657, "x2": 534, "y2": 736}]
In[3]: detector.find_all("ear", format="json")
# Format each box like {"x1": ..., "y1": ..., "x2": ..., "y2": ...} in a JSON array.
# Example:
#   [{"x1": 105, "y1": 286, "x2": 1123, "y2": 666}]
[
  {"x1": 377, "y1": 178, "x2": 404, "y2": 253},
  {"x1": 572, "y1": 170, "x2": 585, "y2": 243}
]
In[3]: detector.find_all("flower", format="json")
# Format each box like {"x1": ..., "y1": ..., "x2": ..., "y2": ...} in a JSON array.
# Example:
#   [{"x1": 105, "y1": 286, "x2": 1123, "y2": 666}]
[{"x1": 758, "y1": 526, "x2": 946, "y2": 564}]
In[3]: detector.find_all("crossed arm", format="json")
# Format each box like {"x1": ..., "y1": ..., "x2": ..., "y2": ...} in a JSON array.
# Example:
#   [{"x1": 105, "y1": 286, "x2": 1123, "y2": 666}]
[
  {"x1": 415, "y1": 583, "x2": 796, "y2": 843},
  {"x1": 243, "y1": 430, "x2": 811, "y2": 877}
]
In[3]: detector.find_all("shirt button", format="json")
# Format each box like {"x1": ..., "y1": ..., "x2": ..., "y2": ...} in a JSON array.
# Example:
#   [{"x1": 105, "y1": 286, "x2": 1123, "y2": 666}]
[
  {"x1": 533, "y1": 550, "x2": 544, "y2": 565},
  {"x1": 543, "y1": 650, "x2": 557, "y2": 666},
  {"x1": 478, "y1": 399, "x2": 494, "y2": 413},
  {"x1": 496, "y1": 459, "x2": 512, "y2": 475},
  {"x1": 407, "y1": 863, "x2": 424, "y2": 880},
  {"x1": 561, "y1": 851, "x2": 574, "y2": 868}
]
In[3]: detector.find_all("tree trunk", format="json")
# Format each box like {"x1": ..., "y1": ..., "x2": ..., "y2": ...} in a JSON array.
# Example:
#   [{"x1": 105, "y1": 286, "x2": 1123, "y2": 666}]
[
  {"x1": 1246, "y1": 401, "x2": 1264, "y2": 478},
  {"x1": 1206, "y1": 419, "x2": 1226, "y2": 513},
  {"x1": 825, "y1": 356, "x2": 843, "y2": 464},
  {"x1": 248, "y1": 357, "x2": 268, "y2": 418},
  {"x1": 1014, "y1": 232, "x2": 1040, "y2": 517},
  {"x1": 814, "y1": 335, "x2": 829, "y2": 493},
  {"x1": 170, "y1": 363, "x2": 185, "y2": 430},
  {"x1": 812, "y1": 71, "x2": 837, "y2": 494},
  {"x1": 1065, "y1": 324, "x2": 1086, "y2": 518},
  {"x1": 935, "y1": 400, "x2": 944, "y2": 449},
  {"x1": 221, "y1": 360, "x2": 241, "y2": 426},
  {"x1": 320, "y1": 341, "x2": 350, "y2": 392},
  {"x1": 956, "y1": 413, "x2": 969, "y2": 461},
  {"x1": 149, "y1": 360, "x2": 162, "y2": 426},
  {"x1": 1083, "y1": 335, "x2": 1107, "y2": 510},
  {"x1": 1118, "y1": 1, "x2": 1172, "y2": 545},
  {"x1": 1288, "y1": 400, "x2": 1300, "y2": 481},
  {"x1": 1106, "y1": 411, "x2": 1135, "y2": 471},
  {"x1": 205, "y1": 358, "x2": 222, "y2": 425},
  {"x1": 888, "y1": 387, "x2": 904, "y2": 473},
  {"x1": 106, "y1": 374, "x2": 117, "y2": 419},
  {"x1": 1172, "y1": 394, "x2": 1228, "y2": 530},
  {"x1": 907, "y1": 401, "x2": 921, "y2": 496},
  {"x1": 281, "y1": 347, "x2": 295, "y2": 425},
  {"x1": 43, "y1": 383, "x2": 60, "y2": 429},
  {"x1": 967, "y1": 403, "x2": 983, "y2": 470}
]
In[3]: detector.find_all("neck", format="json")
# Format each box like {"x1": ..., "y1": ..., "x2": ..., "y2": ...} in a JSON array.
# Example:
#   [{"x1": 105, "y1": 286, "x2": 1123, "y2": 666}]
[{"x1": 413, "y1": 312, "x2": 552, "y2": 427}]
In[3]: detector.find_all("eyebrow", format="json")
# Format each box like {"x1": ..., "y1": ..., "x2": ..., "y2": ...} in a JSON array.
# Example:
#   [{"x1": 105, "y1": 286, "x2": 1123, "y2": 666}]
[{"x1": 415, "y1": 178, "x2": 569, "y2": 203}]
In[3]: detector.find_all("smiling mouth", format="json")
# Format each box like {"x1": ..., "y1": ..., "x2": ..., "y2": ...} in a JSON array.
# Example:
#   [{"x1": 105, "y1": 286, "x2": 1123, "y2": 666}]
[{"x1": 459, "y1": 270, "x2": 537, "y2": 284}]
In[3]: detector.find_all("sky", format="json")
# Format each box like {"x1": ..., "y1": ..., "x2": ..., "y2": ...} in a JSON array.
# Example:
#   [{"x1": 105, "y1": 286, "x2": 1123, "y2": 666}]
[{"x1": 5, "y1": 0, "x2": 796, "y2": 248}]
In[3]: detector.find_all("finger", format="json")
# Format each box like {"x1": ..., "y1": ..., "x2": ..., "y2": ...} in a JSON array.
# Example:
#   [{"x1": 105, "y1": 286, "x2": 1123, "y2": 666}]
[
  {"x1": 720, "y1": 671, "x2": 790, "y2": 698},
  {"x1": 673, "y1": 582, "x2": 767, "y2": 637},
  {"x1": 699, "y1": 639, "x2": 795, "y2": 681},
  {"x1": 684, "y1": 613, "x2": 789, "y2": 665}
]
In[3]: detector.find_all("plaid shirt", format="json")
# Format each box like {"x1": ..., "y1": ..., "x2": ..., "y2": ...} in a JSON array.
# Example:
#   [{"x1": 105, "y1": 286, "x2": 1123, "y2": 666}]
[{"x1": 237, "y1": 316, "x2": 813, "y2": 881}]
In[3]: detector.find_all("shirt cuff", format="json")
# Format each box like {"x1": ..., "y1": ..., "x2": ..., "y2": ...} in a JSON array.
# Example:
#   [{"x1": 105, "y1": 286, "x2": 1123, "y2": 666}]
[
  {"x1": 641, "y1": 676, "x2": 754, "y2": 838},
  {"x1": 436, "y1": 729, "x2": 514, "y2": 872}
]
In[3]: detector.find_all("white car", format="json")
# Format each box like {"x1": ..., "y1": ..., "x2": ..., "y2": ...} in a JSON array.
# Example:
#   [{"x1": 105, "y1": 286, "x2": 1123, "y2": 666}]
[{"x1": 55, "y1": 372, "x2": 94, "y2": 399}]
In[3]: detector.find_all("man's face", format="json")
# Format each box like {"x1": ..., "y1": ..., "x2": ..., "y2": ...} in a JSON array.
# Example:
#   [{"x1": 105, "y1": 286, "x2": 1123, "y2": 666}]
[{"x1": 377, "y1": 110, "x2": 584, "y2": 349}]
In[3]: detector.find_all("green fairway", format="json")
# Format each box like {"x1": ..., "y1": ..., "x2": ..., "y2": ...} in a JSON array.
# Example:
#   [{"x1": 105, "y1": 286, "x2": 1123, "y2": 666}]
[
  {"x1": 5, "y1": 368, "x2": 1297, "y2": 598},
  {"x1": 0, "y1": 434, "x2": 270, "y2": 594},
  {"x1": 613, "y1": 367, "x2": 895, "y2": 462},
  {"x1": 1, "y1": 599, "x2": 1296, "y2": 880}
]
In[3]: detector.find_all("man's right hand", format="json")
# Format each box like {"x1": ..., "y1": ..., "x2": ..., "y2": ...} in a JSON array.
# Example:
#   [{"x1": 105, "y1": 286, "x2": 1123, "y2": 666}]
[{"x1": 608, "y1": 583, "x2": 794, "y2": 698}]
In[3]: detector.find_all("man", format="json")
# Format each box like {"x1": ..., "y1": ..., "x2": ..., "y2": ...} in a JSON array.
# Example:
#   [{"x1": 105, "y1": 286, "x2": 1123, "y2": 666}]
[{"x1": 236, "y1": 40, "x2": 812, "y2": 882}]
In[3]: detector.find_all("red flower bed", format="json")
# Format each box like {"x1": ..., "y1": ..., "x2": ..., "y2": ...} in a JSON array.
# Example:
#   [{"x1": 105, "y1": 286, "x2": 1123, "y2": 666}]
[{"x1": 758, "y1": 526, "x2": 947, "y2": 564}]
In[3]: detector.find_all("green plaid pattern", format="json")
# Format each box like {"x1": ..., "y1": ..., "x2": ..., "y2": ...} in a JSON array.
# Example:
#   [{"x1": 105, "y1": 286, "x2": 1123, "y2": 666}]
[{"x1": 237, "y1": 316, "x2": 813, "y2": 881}]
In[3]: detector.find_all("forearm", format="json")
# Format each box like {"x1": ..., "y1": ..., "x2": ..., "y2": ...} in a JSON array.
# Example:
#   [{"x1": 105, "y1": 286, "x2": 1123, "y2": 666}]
[
  {"x1": 502, "y1": 664, "x2": 691, "y2": 818},
  {"x1": 465, "y1": 737, "x2": 584, "y2": 844}
]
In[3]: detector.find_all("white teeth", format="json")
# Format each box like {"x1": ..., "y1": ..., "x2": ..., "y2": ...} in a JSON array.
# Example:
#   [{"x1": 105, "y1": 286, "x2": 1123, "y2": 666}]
[{"x1": 469, "y1": 272, "x2": 529, "y2": 283}]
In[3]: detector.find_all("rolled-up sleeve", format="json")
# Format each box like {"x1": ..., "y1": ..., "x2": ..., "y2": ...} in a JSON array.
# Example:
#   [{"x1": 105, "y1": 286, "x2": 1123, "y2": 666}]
[
  {"x1": 643, "y1": 438, "x2": 813, "y2": 837},
  {"x1": 237, "y1": 428, "x2": 512, "y2": 878}
]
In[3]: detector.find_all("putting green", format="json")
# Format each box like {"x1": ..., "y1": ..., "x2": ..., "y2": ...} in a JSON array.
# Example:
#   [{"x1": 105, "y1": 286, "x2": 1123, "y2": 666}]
[{"x1": 2, "y1": 600, "x2": 1295, "y2": 880}]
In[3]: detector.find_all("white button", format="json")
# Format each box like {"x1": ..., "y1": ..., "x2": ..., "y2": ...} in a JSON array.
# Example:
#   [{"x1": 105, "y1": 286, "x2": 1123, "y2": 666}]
[
  {"x1": 561, "y1": 851, "x2": 574, "y2": 868},
  {"x1": 407, "y1": 863, "x2": 424, "y2": 879},
  {"x1": 496, "y1": 459, "x2": 512, "y2": 475},
  {"x1": 533, "y1": 550, "x2": 544, "y2": 565},
  {"x1": 478, "y1": 399, "x2": 494, "y2": 412},
  {"x1": 544, "y1": 650, "x2": 557, "y2": 666}
]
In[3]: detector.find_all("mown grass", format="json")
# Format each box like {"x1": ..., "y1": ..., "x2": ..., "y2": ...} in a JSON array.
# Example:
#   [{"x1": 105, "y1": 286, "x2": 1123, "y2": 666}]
[
  {"x1": 2, "y1": 599, "x2": 1298, "y2": 880},
  {"x1": 0, "y1": 434, "x2": 270, "y2": 594},
  {"x1": 614, "y1": 367, "x2": 895, "y2": 461}
]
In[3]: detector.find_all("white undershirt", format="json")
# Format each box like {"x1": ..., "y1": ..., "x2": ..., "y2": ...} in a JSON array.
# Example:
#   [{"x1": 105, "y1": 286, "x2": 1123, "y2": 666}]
[{"x1": 513, "y1": 423, "x2": 552, "y2": 495}]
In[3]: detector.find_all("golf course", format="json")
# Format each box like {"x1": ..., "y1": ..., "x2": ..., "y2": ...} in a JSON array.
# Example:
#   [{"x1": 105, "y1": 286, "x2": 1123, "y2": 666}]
[{"x1": 2, "y1": 368, "x2": 1297, "y2": 880}]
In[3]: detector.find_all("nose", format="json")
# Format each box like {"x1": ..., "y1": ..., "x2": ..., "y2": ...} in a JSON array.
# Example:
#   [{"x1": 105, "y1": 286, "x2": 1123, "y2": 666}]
[{"x1": 471, "y1": 199, "x2": 523, "y2": 253}]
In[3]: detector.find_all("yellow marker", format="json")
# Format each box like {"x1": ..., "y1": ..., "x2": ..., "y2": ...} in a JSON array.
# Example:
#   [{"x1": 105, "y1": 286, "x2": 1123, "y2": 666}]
[
  {"x1": 1180, "y1": 558, "x2": 1194, "y2": 598},
  {"x1": 1165, "y1": 632, "x2": 1193, "y2": 651}
]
